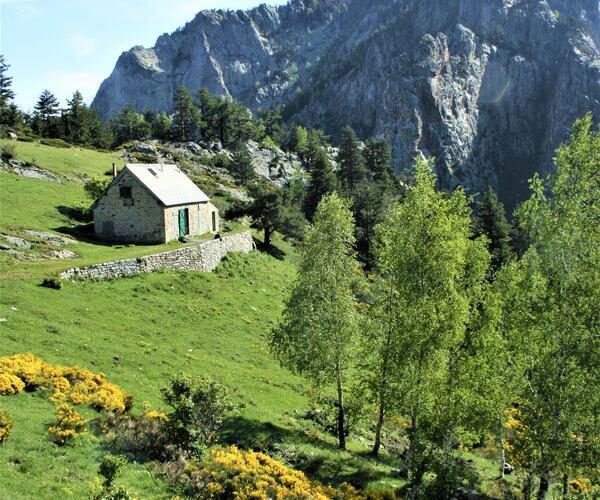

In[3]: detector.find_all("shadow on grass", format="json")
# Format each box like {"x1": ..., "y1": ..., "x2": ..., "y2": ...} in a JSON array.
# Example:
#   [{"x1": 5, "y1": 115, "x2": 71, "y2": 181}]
[
  {"x1": 252, "y1": 237, "x2": 286, "y2": 261},
  {"x1": 56, "y1": 205, "x2": 92, "y2": 223},
  {"x1": 220, "y1": 416, "x2": 396, "y2": 490}
]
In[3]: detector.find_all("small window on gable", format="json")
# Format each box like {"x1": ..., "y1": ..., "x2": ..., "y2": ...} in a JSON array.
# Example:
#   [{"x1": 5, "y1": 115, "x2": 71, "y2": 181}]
[
  {"x1": 148, "y1": 168, "x2": 157, "y2": 177},
  {"x1": 120, "y1": 186, "x2": 132, "y2": 199}
]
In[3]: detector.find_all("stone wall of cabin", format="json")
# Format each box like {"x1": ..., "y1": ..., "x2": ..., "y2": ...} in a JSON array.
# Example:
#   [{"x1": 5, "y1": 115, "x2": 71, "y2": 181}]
[
  {"x1": 60, "y1": 231, "x2": 254, "y2": 280},
  {"x1": 94, "y1": 170, "x2": 166, "y2": 243},
  {"x1": 163, "y1": 201, "x2": 219, "y2": 242}
]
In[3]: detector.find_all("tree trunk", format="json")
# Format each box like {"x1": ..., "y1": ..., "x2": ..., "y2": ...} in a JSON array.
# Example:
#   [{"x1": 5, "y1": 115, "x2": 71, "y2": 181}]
[
  {"x1": 536, "y1": 472, "x2": 550, "y2": 500},
  {"x1": 337, "y1": 376, "x2": 346, "y2": 450},
  {"x1": 371, "y1": 395, "x2": 384, "y2": 456},
  {"x1": 499, "y1": 423, "x2": 506, "y2": 478},
  {"x1": 264, "y1": 228, "x2": 271, "y2": 247}
]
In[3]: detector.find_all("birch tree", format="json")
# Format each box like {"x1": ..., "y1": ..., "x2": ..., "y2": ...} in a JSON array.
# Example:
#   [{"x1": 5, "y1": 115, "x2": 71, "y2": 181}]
[{"x1": 270, "y1": 193, "x2": 360, "y2": 449}]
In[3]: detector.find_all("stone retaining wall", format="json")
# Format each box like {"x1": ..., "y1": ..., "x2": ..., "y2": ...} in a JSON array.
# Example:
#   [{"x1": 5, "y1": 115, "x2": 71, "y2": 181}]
[{"x1": 60, "y1": 231, "x2": 254, "y2": 280}]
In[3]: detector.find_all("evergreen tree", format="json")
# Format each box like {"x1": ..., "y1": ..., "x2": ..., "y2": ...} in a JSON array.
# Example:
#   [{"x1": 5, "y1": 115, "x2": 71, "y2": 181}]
[
  {"x1": 229, "y1": 148, "x2": 255, "y2": 185},
  {"x1": 288, "y1": 125, "x2": 308, "y2": 159},
  {"x1": 246, "y1": 182, "x2": 282, "y2": 247},
  {"x1": 88, "y1": 108, "x2": 113, "y2": 150},
  {"x1": 0, "y1": 55, "x2": 16, "y2": 125},
  {"x1": 303, "y1": 146, "x2": 337, "y2": 220},
  {"x1": 337, "y1": 126, "x2": 367, "y2": 193},
  {"x1": 363, "y1": 137, "x2": 393, "y2": 185},
  {"x1": 258, "y1": 108, "x2": 284, "y2": 146},
  {"x1": 171, "y1": 86, "x2": 201, "y2": 142},
  {"x1": 271, "y1": 193, "x2": 361, "y2": 450},
  {"x1": 151, "y1": 112, "x2": 172, "y2": 140},
  {"x1": 109, "y1": 105, "x2": 150, "y2": 146},
  {"x1": 476, "y1": 186, "x2": 514, "y2": 273},
  {"x1": 64, "y1": 91, "x2": 90, "y2": 145},
  {"x1": 304, "y1": 128, "x2": 328, "y2": 165},
  {"x1": 33, "y1": 89, "x2": 60, "y2": 137}
]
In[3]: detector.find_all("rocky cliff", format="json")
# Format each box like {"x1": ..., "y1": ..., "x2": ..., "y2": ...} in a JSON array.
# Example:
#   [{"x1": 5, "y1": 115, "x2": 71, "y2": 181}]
[{"x1": 93, "y1": 0, "x2": 600, "y2": 209}]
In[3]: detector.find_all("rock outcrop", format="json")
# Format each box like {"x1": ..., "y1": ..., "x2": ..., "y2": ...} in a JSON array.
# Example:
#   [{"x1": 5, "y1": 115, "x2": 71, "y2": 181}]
[{"x1": 93, "y1": 0, "x2": 600, "y2": 209}]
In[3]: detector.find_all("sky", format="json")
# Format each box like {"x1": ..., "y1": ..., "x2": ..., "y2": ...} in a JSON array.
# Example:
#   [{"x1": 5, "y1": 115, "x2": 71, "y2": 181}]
[{"x1": 0, "y1": 0, "x2": 289, "y2": 112}]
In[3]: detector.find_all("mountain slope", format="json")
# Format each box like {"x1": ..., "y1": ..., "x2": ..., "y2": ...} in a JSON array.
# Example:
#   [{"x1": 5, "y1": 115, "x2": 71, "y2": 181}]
[{"x1": 92, "y1": 0, "x2": 600, "y2": 208}]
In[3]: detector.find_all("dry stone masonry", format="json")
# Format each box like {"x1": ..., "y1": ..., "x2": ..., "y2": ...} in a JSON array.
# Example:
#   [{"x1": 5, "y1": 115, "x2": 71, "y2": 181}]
[{"x1": 60, "y1": 231, "x2": 254, "y2": 280}]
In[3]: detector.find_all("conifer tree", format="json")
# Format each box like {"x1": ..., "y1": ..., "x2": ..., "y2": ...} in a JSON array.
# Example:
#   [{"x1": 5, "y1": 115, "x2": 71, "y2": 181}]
[
  {"x1": 271, "y1": 193, "x2": 360, "y2": 450},
  {"x1": 33, "y1": 89, "x2": 60, "y2": 137},
  {"x1": 303, "y1": 146, "x2": 337, "y2": 220},
  {"x1": 0, "y1": 55, "x2": 16, "y2": 125},
  {"x1": 64, "y1": 91, "x2": 90, "y2": 145},
  {"x1": 337, "y1": 126, "x2": 367, "y2": 193},
  {"x1": 171, "y1": 86, "x2": 201, "y2": 142},
  {"x1": 152, "y1": 111, "x2": 172, "y2": 140},
  {"x1": 229, "y1": 147, "x2": 255, "y2": 185},
  {"x1": 476, "y1": 186, "x2": 514, "y2": 272}
]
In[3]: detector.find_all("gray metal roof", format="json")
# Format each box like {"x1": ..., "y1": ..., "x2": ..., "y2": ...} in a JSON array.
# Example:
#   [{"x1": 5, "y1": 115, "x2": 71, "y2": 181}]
[{"x1": 125, "y1": 164, "x2": 209, "y2": 206}]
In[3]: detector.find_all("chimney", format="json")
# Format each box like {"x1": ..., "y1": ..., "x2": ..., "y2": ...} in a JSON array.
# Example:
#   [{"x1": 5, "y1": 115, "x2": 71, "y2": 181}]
[{"x1": 112, "y1": 163, "x2": 117, "y2": 178}]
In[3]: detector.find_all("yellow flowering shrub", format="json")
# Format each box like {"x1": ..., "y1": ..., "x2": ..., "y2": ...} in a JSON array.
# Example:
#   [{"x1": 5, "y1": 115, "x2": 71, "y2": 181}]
[
  {"x1": 48, "y1": 403, "x2": 86, "y2": 445},
  {"x1": 569, "y1": 477, "x2": 590, "y2": 495},
  {"x1": 0, "y1": 407, "x2": 13, "y2": 444},
  {"x1": 144, "y1": 410, "x2": 168, "y2": 422},
  {"x1": 0, "y1": 353, "x2": 129, "y2": 412},
  {"x1": 0, "y1": 373, "x2": 25, "y2": 395},
  {"x1": 180, "y1": 445, "x2": 367, "y2": 499}
]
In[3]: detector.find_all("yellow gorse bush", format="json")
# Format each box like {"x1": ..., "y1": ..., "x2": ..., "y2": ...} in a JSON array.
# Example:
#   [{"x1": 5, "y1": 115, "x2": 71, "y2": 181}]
[
  {"x1": 191, "y1": 445, "x2": 367, "y2": 499},
  {"x1": 0, "y1": 353, "x2": 129, "y2": 413},
  {"x1": 48, "y1": 403, "x2": 86, "y2": 445}
]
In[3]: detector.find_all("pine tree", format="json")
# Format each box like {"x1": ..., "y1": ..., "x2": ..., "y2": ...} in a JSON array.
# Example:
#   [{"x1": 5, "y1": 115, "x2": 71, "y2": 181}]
[
  {"x1": 152, "y1": 112, "x2": 172, "y2": 140},
  {"x1": 271, "y1": 193, "x2": 361, "y2": 450},
  {"x1": 303, "y1": 146, "x2": 337, "y2": 220},
  {"x1": 88, "y1": 108, "x2": 113, "y2": 150},
  {"x1": 33, "y1": 89, "x2": 60, "y2": 137},
  {"x1": 64, "y1": 91, "x2": 90, "y2": 145},
  {"x1": 109, "y1": 105, "x2": 150, "y2": 146},
  {"x1": 476, "y1": 186, "x2": 514, "y2": 272},
  {"x1": 229, "y1": 148, "x2": 255, "y2": 185},
  {"x1": 171, "y1": 86, "x2": 201, "y2": 142},
  {"x1": 288, "y1": 125, "x2": 308, "y2": 159},
  {"x1": 0, "y1": 55, "x2": 16, "y2": 125},
  {"x1": 337, "y1": 126, "x2": 367, "y2": 193},
  {"x1": 363, "y1": 137, "x2": 393, "y2": 185}
]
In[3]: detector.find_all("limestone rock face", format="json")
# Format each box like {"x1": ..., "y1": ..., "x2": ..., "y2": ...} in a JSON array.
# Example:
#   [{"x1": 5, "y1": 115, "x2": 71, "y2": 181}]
[{"x1": 93, "y1": 0, "x2": 600, "y2": 208}]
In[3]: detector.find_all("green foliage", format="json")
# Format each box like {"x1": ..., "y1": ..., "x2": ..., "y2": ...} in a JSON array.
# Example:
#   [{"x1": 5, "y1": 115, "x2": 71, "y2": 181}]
[
  {"x1": 151, "y1": 111, "x2": 172, "y2": 140},
  {"x1": 94, "y1": 454, "x2": 133, "y2": 500},
  {"x1": 288, "y1": 125, "x2": 308, "y2": 158},
  {"x1": 0, "y1": 407, "x2": 13, "y2": 444},
  {"x1": 109, "y1": 106, "x2": 150, "y2": 146},
  {"x1": 32, "y1": 89, "x2": 60, "y2": 138},
  {"x1": 0, "y1": 55, "x2": 17, "y2": 126},
  {"x1": 162, "y1": 375, "x2": 234, "y2": 457},
  {"x1": 171, "y1": 86, "x2": 201, "y2": 142},
  {"x1": 40, "y1": 138, "x2": 71, "y2": 148},
  {"x1": 498, "y1": 114, "x2": 600, "y2": 496},
  {"x1": 476, "y1": 186, "x2": 514, "y2": 272},
  {"x1": 228, "y1": 147, "x2": 256, "y2": 185},
  {"x1": 337, "y1": 126, "x2": 367, "y2": 193},
  {"x1": 84, "y1": 176, "x2": 111, "y2": 200},
  {"x1": 0, "y1": 141, "x2": 15, "y2": 160},
  {"x1": 271, "y1": 193, "x2": 361, "y2": 449},
  {"x1": 303, "y1": 145, "x2": 337, "y2": 220},
  {"x1": 63, "y1": 91, "x2": 90, "y2": 145}
]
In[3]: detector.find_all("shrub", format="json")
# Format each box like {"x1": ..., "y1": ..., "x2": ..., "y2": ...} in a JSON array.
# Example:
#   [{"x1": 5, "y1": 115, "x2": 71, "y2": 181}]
[
  {"x1": 17, "y1": 136, "x2": 34, "y2": 142},
  {"x1": 48, "y1": 403, "x2": 86, "y2": 445},
  {"x1": 0, "y1": 353, "x2": 130, "y2": 412},
  {"x1": 102, "y1": 412, "x2": 171, "y2": 461},
  {"x1": 165, "y1": 445, "x2": 367, "y2": 499},
  {"x1": 40, "y1": 138, "x2": 71, "y2": 148},
  {"x1": 84, "y1": 176, "x2": 111, "y2": 200},
  {"x1": 41, "y1": 277, "x2": 63, "y2": 290},
  {"x1": 93, "y1": 454, "x2": 134, "y2": 500},
  {"x1": 0, "y1": 408, "x2": 13, "y2": 443},
  {"x1": 0, "y1": 373, "x2": 25, "y2": 395},
  {"x1": 0, "y1": 142, "x2": 16, "y2": 160},
  {"x1": 162, "y1": 375, "x2": 234, "y2": 457}
]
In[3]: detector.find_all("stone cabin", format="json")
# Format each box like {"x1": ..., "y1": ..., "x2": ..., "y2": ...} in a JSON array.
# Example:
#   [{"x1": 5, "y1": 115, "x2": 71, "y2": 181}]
[{"x1": 92, "y1": 164, "x2": 219, "y2": 244}]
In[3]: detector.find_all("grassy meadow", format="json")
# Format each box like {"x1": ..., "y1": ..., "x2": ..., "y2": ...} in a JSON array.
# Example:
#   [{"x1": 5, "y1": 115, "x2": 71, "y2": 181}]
[{"x1": 0, "y1": 141, "x2": 505, "y2": 498}]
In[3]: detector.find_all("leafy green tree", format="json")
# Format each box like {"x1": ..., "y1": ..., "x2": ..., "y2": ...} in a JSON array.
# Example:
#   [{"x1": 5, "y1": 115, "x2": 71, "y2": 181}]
[
  {"x1": 271, "y1": 193, "x2": 360, "y2": 449},
  {"x1": 288, "y1": 125, "x2": 308, "y2": 158},
  {"x1": 337, "y1": 126, "x2": 367, "y2": 193},
  {"x1": 229, "y1": 148, "x2": 255, "y2": 185},
  {"x1": 151, "y1": 111, "x2": 172, "y2": 140},
  {"x1": 498, "y1": 115, "x2": 600, "y2": 499},
  {"x1": 162, "y1": 375, "x2": 234, "y2": 458},
  {"x1": 246, "y1": 182, "x2": 282, "y2": 247},
  {"x1": 476, "y1": 186, "x2": 514, "y2": 273},
  {"x1": 171, "y1": 86, "x2": 201, "y2": 142},
  {"x1": 258, "y1": 108, "x2": 284, "y2": 146},
  {"x1": 109, "y1": 106, "x2": 150, "y2": 146},
  {"x1": 84, "y1": 176, "x2": 111, "y2": 200},
  {"x1": 373, "y1": 158, "x2": 505, "y2": 493},
  {"x1": 33, "y1": 89, "x2": 60, "y2": 137},
  {"x1": 88, "y1": 108, "x2": 113, "y2": 150},
  {"x1": 63, "y1": 91, "x2": 90, "y2": 145},
  {"x1": 303, "y1": 146, "x2": 337, "y2": 220}
]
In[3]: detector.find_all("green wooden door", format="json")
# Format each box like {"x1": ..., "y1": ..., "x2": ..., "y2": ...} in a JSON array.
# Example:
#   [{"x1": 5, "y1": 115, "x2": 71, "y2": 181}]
[{"x1": 178, "y1": 208, "x2": 188, "y2": 238}]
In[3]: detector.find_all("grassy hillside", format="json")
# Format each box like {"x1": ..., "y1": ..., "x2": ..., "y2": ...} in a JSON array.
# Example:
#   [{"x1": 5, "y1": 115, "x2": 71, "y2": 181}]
[{"x1": 0, "y1": 141, "x2": 504, "y2": 499}]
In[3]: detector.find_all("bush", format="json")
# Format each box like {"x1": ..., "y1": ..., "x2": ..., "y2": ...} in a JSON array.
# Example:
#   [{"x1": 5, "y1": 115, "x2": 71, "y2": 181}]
[
  {"x1": 0, "y1": 373, "x2": 25, "y2": 395},
  {"x1": 164, "y1": 445, "x2": 367, "y2": 499},
  {"x1": 48, "y1": 403, "x2": 86, "y2": 445},
  {"x1": 162, "y1": 375, "x2": 234, "y2": 457},
  {"x1": 17, "y1": 136, "x2": 34, "y2": 142},
  {"x1": 41, "y1": 277, "x2": 62, "y2": 290},
  {"x1": 93, "y1": 454, "x2": 134, "y2": 500},
  {"x1": 0, "y1": 408, "x2": 13, "y2": 443},
  {"x1": 84, "y1": 176, "x2": 111, "y2": 200},
  {"x1": 0, "y1": 143, "x2": 16, "y2": 160},
  {"x1": 40, "y1": 138, "x2": 71, "y2": 148},
  {"x1": 0, "y1": 353, "x2": 130, "y2": 412}
]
